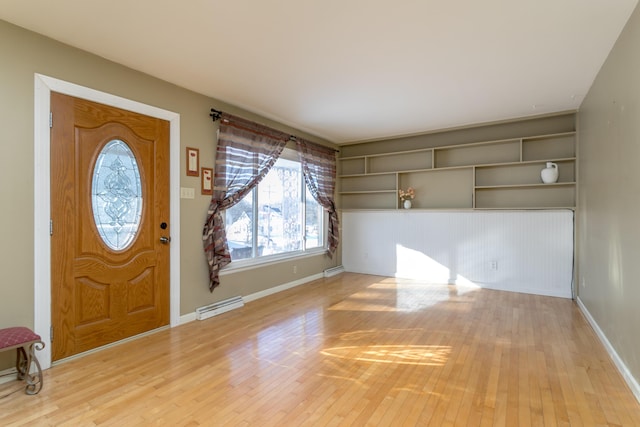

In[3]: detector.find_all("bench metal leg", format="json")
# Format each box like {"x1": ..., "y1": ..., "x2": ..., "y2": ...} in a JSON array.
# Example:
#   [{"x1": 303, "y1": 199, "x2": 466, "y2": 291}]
[{"x1": 16, "y1": 342, "x2": 44, "y2": 395}]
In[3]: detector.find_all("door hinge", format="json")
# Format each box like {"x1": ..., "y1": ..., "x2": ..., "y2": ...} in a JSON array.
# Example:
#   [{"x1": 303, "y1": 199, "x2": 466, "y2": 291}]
[
  {"x1": 49, "y1": 112, "x2": 53, "y2": 128},
  {"x1": 50, "y1": 325, "x2": 54, "y2": 342},
  {"x1": 50, "y1": 219, "x2": 53, "y2": 236}
]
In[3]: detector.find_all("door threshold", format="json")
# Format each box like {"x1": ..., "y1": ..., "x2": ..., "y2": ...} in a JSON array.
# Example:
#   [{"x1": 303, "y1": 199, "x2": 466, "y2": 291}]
[{"x1": 51, "y1": 326, "x2": 170, "y2": 367}]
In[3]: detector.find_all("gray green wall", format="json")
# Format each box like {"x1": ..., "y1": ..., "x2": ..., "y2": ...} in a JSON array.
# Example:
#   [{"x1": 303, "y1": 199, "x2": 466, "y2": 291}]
[
  {"x1": 0, "y1": 19, "x2": 338, "y2": 366},
  {"x1": 577, "y1": 3, "x2": 640, "y2": 392}
]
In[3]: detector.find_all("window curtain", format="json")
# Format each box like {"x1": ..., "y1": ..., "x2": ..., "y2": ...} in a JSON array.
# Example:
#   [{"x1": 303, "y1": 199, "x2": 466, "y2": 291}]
[
  {"x1": 202, "y1": 114, "x2": 289, "y2": 291},
  {"x1": 295, "y1": 139, "x2": 339, "y2": 257}
]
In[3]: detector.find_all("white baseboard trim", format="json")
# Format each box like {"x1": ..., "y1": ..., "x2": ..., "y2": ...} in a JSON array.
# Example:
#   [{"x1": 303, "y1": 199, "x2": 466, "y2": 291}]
[
  {"x1": 179, "y1": 273, "x2": 325, "y2": 325},
  {"x1": 478, "y1": 282, "x2": 572, "y2": 299},
  {"x1": 576, "y1": 296, "x2": 640, "y2": 403},
  {"x1": 244, "y1": 273, "x2": 324, "y2": 303},
  {"x1": 0, "y1": 367, "x2": 18, "y2": 385},
  {"x1": 180, "y1": 312, "x2": 197, "y2": 325}
]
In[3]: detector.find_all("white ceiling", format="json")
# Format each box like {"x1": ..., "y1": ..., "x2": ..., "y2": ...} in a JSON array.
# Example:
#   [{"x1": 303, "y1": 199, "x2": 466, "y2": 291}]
[{"x1": 1, "y1": 1, "x2": 637, "y2": 144}]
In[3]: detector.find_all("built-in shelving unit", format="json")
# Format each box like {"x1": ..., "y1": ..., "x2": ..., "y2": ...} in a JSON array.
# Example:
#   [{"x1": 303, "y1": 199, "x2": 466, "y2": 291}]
[{"x1": 338, "y1": 132, "x2": 576, "y2": 210}]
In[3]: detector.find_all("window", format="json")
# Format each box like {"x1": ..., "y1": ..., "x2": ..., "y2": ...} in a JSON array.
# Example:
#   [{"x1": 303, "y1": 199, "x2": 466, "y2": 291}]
[{"x1": 224, "y1": 148, "x2": 325, "y2": 262}]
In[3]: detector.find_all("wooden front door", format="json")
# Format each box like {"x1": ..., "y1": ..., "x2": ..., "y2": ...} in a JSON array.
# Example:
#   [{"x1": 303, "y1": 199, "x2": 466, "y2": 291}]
[{"x1": 50, "y1": 92, "x2": 170, "y2": 361}]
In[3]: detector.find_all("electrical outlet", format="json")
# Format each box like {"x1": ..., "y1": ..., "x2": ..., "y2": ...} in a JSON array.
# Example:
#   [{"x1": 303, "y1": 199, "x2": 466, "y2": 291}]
[
  {"x1": 293, "y1": 265, "x2": 297, "y2": 274},
  {"x1": 490, "y1": 260, "x2": 498, "y2": 270}
]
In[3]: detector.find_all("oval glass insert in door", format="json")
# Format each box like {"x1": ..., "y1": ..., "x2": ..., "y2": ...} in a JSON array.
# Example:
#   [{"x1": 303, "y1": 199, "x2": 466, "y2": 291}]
[{"x1": 91, "y1": 139, "x2": 143, "y2": 250}]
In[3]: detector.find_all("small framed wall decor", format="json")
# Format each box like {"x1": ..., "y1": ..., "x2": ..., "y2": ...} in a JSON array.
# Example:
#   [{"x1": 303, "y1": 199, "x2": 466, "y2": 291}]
[
  {"x1": 186, "y1": 147, "x2": 199, "y2": 176},
  {"x1": 201, "y1": 167, "x2": 213, "y2": 195}
]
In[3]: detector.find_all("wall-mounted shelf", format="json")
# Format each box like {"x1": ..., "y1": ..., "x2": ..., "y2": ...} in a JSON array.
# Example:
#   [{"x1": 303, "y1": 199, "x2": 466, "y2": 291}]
[{"x1": 338, "y1": 132, "x2": 576, "y2": 210}]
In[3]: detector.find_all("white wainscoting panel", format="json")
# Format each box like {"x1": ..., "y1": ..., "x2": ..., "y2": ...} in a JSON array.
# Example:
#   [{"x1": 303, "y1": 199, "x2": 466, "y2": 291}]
[{"x1": 342, "y1": 210, "x2": 574, "y2": 298}]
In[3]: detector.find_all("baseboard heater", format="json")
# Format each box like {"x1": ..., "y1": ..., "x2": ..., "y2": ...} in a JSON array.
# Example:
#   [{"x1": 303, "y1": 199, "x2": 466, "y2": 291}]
[
  {"x1": 196, "y1": 296, "x2": 244, "y2": 321},
  {"x1": 324, "y1": 265, "x2": 345, "y2": 278}
]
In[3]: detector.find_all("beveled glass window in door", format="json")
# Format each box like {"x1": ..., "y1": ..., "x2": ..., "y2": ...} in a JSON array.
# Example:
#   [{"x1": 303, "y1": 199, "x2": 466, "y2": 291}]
[{"x1": 91, "y1": 139, "x2": 143, "y2": 250}]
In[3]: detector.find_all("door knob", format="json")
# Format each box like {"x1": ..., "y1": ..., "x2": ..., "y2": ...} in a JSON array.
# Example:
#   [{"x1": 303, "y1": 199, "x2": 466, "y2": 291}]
[{"x1": 160, "y1": 236, "x2": 171, "y2": 244}]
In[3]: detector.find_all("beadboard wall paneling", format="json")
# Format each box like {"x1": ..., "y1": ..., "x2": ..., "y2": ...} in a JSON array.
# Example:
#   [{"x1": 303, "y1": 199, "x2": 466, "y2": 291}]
[{"x1": 342, "y1": 210, "x2": 574, "y2": 298}]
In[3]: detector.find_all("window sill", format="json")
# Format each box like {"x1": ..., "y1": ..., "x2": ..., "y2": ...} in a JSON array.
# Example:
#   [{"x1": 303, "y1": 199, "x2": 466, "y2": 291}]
[{"x1": 219, "y1": 248, "x2": 328, "y2": 276}]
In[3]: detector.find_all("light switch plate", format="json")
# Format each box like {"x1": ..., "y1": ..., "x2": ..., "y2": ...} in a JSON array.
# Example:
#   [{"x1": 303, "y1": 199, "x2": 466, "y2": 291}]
[{"x1": 180, "y1": 187, "x2": 195, "y2": 199}]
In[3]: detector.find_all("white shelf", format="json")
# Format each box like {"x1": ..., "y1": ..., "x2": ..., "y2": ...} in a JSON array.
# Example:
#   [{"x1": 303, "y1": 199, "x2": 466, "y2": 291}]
[
  {"x1": 338, "y1": 131, "x2": 577, "y2": 210},
  {"x1": 475, "y1": 182, "x2": 576, "y2": 190}
]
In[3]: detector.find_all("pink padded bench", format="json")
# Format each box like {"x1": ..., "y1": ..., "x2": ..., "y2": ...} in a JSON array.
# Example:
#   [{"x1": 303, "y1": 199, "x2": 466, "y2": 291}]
[{"x1": 0, "y1": 327, "x2": 44, "y2": 394}]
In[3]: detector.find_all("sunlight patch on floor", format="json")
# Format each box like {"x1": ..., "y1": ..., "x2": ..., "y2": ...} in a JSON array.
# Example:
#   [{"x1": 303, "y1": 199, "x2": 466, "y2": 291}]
[
  {"x1": 395, "y1": 244, "x2": 480, "y2": 287},
  {"x1": 321, "y1": 345, "x2": 450, "y2": 366},
  {"x1": 329, "y1": 278, "x2": 479, "y2": 313}
]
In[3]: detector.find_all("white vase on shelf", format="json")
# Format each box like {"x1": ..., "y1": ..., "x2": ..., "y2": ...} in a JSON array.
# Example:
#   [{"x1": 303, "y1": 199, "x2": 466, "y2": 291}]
[
  {"x1": 541, "y1": 162, "x2": 559, "y2": 184},
  {"x1": 403, "y1": 200, "x2": 412, "y2": 209}
]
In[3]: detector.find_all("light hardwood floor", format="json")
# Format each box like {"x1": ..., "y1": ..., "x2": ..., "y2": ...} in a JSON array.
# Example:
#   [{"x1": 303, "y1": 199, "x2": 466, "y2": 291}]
[{"x1": 1, "y1": 273, "x2": 639, "y2": 426}]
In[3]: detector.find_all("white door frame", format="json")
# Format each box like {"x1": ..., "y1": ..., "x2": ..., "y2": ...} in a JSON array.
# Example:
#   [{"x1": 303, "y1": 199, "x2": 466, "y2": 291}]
[{"x1": 34, "y1": 74, "x2": 181, "y2": 369}]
